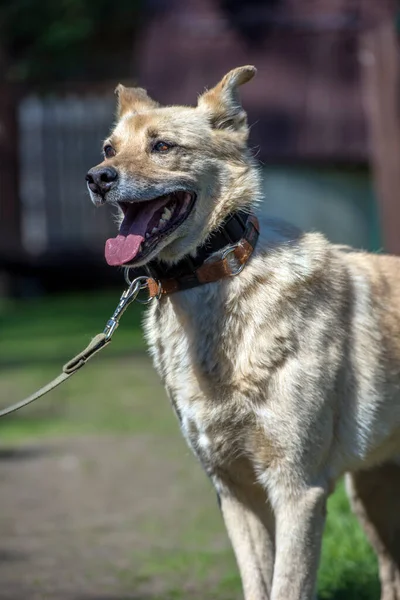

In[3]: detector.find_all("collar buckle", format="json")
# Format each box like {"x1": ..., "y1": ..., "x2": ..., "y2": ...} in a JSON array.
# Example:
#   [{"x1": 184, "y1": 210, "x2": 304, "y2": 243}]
[
  {"x1": 221, "y1": 243, "x2": 246, "y2": 276},
  {"x1": 203, "y1": 241, "x2": 246, "y2": 277}
]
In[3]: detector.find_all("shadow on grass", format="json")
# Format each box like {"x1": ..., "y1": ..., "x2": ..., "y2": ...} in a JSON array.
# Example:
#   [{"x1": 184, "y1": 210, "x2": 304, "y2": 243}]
[
  {"x1": 319, "y1": 577, "x2": 380, "y2": 600},
  {"x1": 1, "y1": 596, "x2": 156, "y2": 600},
  {"x1": 73, "y1": 597, "x2": 150, "y2": 600},
  {"x1": 0, "y1": 446, "x2": 49, "y2": 461},
  {"x1": 73, "y1": 596, "x2": 187, "y2": 600},
  {"x1": 0, "y1": 548, "x2": 27, "y2": 562}
]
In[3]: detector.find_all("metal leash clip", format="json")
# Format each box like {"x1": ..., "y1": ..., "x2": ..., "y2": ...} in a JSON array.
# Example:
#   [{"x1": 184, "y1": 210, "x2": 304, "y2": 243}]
[
  {"x1": 103, "y1": 277, "x2": 142, "y2": 341},
  {"x1": 103, "y1": 270, "x2": 162, "y2": 342}
]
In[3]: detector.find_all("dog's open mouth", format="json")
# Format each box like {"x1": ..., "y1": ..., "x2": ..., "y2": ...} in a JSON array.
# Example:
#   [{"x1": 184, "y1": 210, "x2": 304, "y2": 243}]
[{"x1": 105, "y1": 191, "x2": 195, "y2": 266}]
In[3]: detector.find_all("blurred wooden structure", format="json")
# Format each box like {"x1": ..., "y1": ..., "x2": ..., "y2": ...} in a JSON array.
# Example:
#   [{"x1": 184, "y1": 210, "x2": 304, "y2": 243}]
[
  {"x1": 0, "y1": 87, "x2": 20, "y2": 258},
  {"x1": 360, "y1": 21, "x2": 400, "y2": 255},
  {"x1": 17, "y1": 91, "x2": 115, "y2": 256},
  {"x1": 0, "y1": 85, "x2": 120, "y2": 293}
]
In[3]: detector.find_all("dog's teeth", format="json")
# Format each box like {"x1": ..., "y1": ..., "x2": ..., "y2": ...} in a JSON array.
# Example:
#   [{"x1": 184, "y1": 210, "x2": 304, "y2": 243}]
[
  {"x1": 145, "y1": 232, "x2": 150, "y2": 239},
  {"x1": 151, "y1": 227, "x2": 158, "y2": 234},
  {"x1": 162, "y1": 208, "x2": 172, "y2": 221},
  {"x1": 159, "y1": 218, "x2": 166, "y2": 226}
]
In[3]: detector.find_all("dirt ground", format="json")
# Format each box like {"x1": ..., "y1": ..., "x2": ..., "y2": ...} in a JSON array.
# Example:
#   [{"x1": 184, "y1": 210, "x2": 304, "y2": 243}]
[{"x1": 0, "y1": 435, "x2": 237, "y2": 600}]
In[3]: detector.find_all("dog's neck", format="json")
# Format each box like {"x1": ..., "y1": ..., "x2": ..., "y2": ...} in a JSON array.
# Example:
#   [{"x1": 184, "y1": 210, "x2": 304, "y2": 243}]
[
  {"x1": 149, "y1": 210, "x2": 250, "y2": 277},
  {"x1": 134, "y1": 210, "x2": 259, "y2": 297}
]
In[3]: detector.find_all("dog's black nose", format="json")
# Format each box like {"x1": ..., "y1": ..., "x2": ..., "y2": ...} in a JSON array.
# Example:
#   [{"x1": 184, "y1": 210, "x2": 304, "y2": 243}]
[{"x1": 86, "y1": 166, "x2": 118, "y2": 195}]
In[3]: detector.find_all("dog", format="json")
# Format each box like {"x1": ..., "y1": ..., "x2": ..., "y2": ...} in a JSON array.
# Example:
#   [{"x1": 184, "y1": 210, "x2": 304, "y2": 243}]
[{"x1": 86, "y1": 66, "x2": 400, "y2": 600}]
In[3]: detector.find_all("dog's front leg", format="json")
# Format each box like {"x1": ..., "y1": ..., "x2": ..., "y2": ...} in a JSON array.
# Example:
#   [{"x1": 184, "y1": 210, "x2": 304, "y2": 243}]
[
  {"x1": 270, "y1": 485, "x2": 327, "y2": 600},
  {"x1": 216, "y1": 478, "x2": 275, "y2": 600}
]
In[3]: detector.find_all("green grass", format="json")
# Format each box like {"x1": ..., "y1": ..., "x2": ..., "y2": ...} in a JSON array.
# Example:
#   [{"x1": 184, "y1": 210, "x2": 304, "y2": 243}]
[
  {"x1": 0, "y1": 292, "x2": 380, "y2": 598},
  {"x1": 0, "y1": 289, "x2": 146, "y2": 365},
  {"x1": 320, "y1": 486, "x2": 379, "y2": 599}
]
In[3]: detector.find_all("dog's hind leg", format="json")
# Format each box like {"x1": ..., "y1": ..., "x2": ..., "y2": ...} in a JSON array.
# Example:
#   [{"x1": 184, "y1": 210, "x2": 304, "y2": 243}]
[
  {"x1": 346, "y1": 463, "x2": 400, "y2": 600},
  {"x1": 216, "y1": 478, "x2": 275, "y2": 600}
]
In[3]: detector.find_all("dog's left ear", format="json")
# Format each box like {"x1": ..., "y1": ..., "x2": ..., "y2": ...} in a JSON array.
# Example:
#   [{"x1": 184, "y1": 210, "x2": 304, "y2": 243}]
[
  {"x1": 115, "y1": 84, "x2": 160, "y2": 117},
  {"x1": 197, "y1": 66, "x2": 256, "y2": 135}
]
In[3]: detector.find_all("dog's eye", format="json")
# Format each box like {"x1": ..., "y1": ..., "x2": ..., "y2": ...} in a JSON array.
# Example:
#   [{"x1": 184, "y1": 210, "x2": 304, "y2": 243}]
[
  {"x1": 103, "y1": 145, "x2": 116, "y2": 159},
  {"x1": 153, "y1": 141, "x2": 173, "y2": 153}
]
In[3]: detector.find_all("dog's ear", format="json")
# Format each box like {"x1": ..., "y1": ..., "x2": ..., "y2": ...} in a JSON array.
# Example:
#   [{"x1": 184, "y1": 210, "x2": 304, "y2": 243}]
[
  {"x1": 197, "y1": 66, "x2": 256, "y2": 135},
  {"x1": 115, "y1": 84, "x2": 160, "y2": 117}
]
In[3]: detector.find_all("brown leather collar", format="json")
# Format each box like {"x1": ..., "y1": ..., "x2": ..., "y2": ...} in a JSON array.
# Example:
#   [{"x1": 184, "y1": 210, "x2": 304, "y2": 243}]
[{"x1": 135, "y1": 211, "x2": 259, "y2": 298}]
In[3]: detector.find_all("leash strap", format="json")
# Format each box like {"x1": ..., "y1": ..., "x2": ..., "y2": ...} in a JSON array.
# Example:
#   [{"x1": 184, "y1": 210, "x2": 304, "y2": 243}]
[
  {"x1": 0, "y1": 334, "x2": 111, "y2": 418},
  {"x1": 0, "y1": 276, "x2": 145, "y2": 418},
  {"x1": 0, "y1": 373, "x2": 71, "y2": 418}
]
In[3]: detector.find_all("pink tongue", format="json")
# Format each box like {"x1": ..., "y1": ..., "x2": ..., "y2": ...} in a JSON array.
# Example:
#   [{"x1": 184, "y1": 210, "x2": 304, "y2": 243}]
[{"x1": 105, "y1": 198, "x2": 167, "y2": 266}]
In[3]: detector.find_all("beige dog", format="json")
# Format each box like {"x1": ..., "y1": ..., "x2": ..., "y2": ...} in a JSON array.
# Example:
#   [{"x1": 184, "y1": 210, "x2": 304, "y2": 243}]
[{"x1": 86, "y1": 66, "x2": 400, "y2": 600}]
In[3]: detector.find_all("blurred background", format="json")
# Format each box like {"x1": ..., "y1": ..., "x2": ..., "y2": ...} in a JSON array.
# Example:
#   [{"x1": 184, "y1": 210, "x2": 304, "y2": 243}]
[{"x1": 0, "y1": 1, "x2": 399, "y2": 599}]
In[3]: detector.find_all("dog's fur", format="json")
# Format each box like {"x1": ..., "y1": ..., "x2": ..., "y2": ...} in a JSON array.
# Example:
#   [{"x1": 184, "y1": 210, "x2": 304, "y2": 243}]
[{"x1": 88, "y1": 67, "x2": 400, "y2": 600}]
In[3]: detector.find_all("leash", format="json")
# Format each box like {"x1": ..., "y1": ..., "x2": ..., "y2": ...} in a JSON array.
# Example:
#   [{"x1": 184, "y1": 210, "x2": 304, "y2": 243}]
[
  {"x1": 0, "y1": 274, "x2": 152, "y2": 418},
  {"x1": 0, "y1": 213, "x2": 259, "y2": 418}
]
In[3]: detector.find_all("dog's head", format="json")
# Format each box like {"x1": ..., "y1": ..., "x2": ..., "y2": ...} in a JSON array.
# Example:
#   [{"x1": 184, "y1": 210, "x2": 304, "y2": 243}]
[{"x1": 86, "y1": 66, "x2": 260, "y2": 267}]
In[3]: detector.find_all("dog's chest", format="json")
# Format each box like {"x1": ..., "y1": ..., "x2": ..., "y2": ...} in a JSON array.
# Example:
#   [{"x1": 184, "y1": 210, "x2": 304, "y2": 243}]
[{"x1": 143, "y1": 290, "x2": 258, "y2": 469}]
